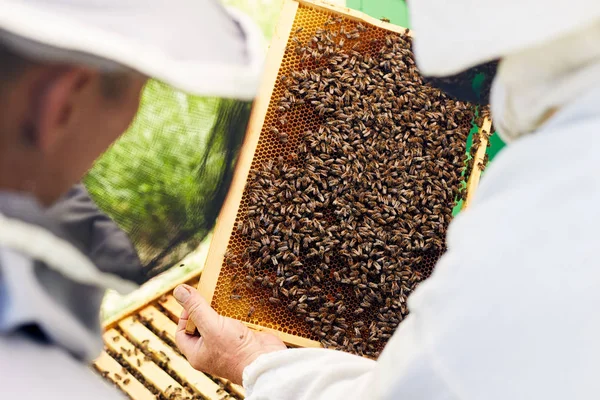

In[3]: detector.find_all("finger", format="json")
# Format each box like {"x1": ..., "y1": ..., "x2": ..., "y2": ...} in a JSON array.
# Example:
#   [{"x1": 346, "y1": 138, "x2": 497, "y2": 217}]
[
  {"x1": 173, "y1": 284, "x2": 220, "y2": 337},
  {"x1": 175, "y1": 308, "x2": 204, "y2": 357},
  {"x1": 176, "y1": 308, "x2": 191, "y2": 333}
]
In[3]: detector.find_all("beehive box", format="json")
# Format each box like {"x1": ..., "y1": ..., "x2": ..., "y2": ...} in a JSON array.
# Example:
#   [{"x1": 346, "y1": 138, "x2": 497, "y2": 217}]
[
  {"x1": 188, "y1": 0, "x2": 492, "y2": 354},
  {"x1": 96, "y1": 274, "x2": 246, "y2": 399}
]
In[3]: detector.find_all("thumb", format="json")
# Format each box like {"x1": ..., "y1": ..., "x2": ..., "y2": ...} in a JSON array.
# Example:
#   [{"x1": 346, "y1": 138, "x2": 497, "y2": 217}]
[{"x1": 173, "y1": 284, "x2": 220, "y2": 337}]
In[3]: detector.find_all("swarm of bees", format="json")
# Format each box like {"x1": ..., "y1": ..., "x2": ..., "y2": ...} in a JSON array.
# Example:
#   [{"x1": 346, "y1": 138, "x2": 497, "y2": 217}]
[{"x1": 225, "y1": 17, "x2": 477, "y2": 357}]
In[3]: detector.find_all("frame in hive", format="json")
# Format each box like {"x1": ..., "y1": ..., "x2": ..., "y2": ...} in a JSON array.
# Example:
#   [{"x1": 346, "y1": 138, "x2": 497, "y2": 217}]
[{"x1": 187, "y1": 0, "x2": 492, "y2": 350}]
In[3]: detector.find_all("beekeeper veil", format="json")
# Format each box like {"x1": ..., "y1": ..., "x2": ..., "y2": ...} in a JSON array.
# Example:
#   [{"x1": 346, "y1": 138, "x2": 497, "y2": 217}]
[{"x1": 408, "y1": 0, "x2": 600, "y2": 143}]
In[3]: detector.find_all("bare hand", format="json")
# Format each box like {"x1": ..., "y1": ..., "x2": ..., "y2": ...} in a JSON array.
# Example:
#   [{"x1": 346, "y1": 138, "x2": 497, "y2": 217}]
[{"x1": 174, "y1": 284, "x2": 287, "y2": 385}]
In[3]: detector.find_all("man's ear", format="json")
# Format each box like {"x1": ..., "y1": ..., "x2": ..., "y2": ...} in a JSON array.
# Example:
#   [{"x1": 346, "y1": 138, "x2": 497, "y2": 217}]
[{"x1": 32, "y1": 67, "x2": 94, "y2": 152}]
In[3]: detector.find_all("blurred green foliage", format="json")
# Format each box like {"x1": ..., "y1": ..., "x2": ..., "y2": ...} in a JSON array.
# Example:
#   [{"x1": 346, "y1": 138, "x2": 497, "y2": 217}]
[{"x1": 85, "y1": 82, "x2": 221, "y2": 259}]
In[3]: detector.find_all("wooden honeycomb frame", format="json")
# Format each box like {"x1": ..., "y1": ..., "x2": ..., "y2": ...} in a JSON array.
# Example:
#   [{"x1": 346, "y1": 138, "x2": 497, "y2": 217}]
[{"x1": 187, "y1": 0, "x2": 492, "y2": 347}]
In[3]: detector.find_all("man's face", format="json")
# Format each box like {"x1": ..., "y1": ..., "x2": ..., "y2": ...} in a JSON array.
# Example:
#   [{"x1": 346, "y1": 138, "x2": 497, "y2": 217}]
[
  {"x1": 2, "y1": 66, "x2": 147, "y2": 205},
  {"x1": 39, "y1": 71, "x2": 147, "y2": 203}
]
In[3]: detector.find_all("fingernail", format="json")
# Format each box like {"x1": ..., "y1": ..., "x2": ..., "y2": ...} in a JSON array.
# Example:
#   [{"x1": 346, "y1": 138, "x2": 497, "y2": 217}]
[{"x1": 174, "y1": 285, "x2": 191, "y2": 303}]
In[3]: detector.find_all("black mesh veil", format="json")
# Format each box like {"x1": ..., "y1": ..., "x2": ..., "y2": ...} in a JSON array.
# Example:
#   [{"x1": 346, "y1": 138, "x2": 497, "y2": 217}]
[{"x1": 85, "y1": 80, "x2": 251, "y2": 280}]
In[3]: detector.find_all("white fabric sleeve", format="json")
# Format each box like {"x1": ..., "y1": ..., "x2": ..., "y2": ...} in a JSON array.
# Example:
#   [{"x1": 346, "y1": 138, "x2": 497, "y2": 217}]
[
  {"x1": 0, "y1": 334, "x2": 124, "y2": 399},
  {"x1": 243, "y1": 315, "x2": 458, "y2": 400},
  {"x1": 243, "y1": 88, "x2": 600, "y2": 400}
]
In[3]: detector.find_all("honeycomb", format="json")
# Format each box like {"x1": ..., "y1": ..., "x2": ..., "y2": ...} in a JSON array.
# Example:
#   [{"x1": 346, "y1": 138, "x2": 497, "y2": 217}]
[{"x1": 209, "y1": 2, "x2": 476, "y2": 356}]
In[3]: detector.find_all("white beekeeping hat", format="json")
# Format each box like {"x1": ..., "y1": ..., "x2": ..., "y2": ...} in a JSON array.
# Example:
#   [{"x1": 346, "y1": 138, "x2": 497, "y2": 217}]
[
  {"x1": 408, "y1": 0, "x2": 600, "y2": 77},
  {"x1": 0, "y1": 0, "x2": 265, "y2": 99}
]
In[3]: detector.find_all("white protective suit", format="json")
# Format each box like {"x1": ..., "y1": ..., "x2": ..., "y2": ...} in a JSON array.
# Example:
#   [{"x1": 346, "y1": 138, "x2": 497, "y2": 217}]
[
  {"x1": 242, "y1": 5, "x2": 600, "y2": 400},
  {"x1": 0, "y1": 194, "x2": 136, "y2": 398}
]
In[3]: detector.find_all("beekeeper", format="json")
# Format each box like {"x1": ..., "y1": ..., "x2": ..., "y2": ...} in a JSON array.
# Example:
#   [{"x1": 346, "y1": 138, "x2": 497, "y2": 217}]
[
  {"x1": 173, "y1": 1, "x2": 600, "y2": 399},
  {"x1": 0, "y1": 0, "x2": 263, "y2": 397}
]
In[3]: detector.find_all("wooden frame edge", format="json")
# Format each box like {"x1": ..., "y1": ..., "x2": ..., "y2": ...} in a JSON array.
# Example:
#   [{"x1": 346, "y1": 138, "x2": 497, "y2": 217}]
[
  {"x1": 103, "y1": 266, "x2": 203, "y2": 330},
  {"x1": 463, "y1": 117, "x2": 492, "y2": 210},
  {"x1": 185, "y1": 0, "x2": 301, "y2": 335},
  {"x1": 295, "y1": 0, "x2": 410, "y2": 34},
  {"x1": 243, "y1": 322, "x2": 322, "y2": 348}
]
